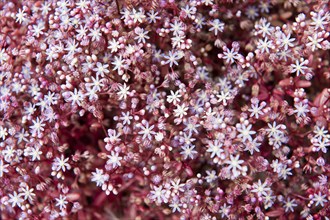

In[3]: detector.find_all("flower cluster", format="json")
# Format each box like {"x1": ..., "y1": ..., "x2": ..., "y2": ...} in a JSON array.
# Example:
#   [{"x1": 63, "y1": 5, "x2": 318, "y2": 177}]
[{"x1": 0, "y1": 0, "x2": 329, "y2": 219}]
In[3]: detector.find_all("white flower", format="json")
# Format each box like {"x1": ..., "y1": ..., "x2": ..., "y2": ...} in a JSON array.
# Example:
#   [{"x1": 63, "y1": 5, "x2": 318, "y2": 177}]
[
  {"x1": 66, "y1": 88, "x2": 84, "y2": 106},
  {"x1": 120, "y1": 111, "x2": 133, "y2": 125},
  {"x1": 93, "y1": 62, "x2": 109, "y2": 77},
  {"x1": 310, "y1": 10, "x2": 329, "y2": 30},
  {"x1": 283, "y1": 198, "x2": 297, "y2": 212},
  {"x1": 88, "y1": 27, "x2": 102, "y2": 41},
  {"x1": 206, "y1": 140, "x2": 224, "y2": 159},
  {"x1": 76, "y1": 25, "x2": 88, "y2": 39},
  {"x1": 225, "y1": 154, "x2": 247, "y2": 179},
  {"x1": 134, "y1": 27, "x2": 150, "y2": 44},
  {"x1": 278, "y1": 165, "x2": 292, "y2": 180},
  {"x1": 245, "y1": 6, "x2": 259, "y2": 20},
  {"x1": 117, "y1": 83, "x2": 130, "y2": 100},
  {"x1": 167, "y1": 90, "x2": 182, "y2": 105},
  {"x1": 219, "y1": 203, "x2": 231, "y2": 218},
  {"x1": 149, "y1": 185, "x2": 169, "y2": 204},
  {"x1": 138, "y1": 120, "x2": 155, "y2": 141},
  {"x1": 130, "y1": 8, "x2": 146, "y2": 23},
  {"x1": 31, "y1": 22, "x2": 45, "y2": 38},
  {"x1": 147, "y1": 10, "x2": 161, "y2": 23},
  {"x1": 312, "y1": 191, "x2": 328, "y2": 207},
  {"x1": 248, "y1": 101, "x2": 265, "y2": 119},
  {"x1": 313, "y1": 126, "x2": 328, "y2": 139},
  {"x1": 19, "y1": 185, "x2": 36, "y2": 202},
  {"x1": 106, "y1": 151, "x2": 123, "y2": 169},
  {"x1": 108, "y1": 39, "x2": 120, "y2": 53},
  {"x1": 209, "y1": 19, "x2": 224, "y2": 35},
  {"x1": 236, "y1": 123, "x2": 256, "y2": 142},
  {"x1": 266, "y1": 122, "x2": 285, "y2": 138},
  {"x1": 55, "y1": 194, "x2": 68, "y2": 210},
  {"x1": 170, "y1": 179, "x2": 185, "y2": 193},
  {"x1": 16, "y1": 8, "x2": 27, "y2": 24},
  {"x1": 205, "y1": 170, "x2": 217, "y2": 183},
  {"x1": 307, "y1": 34, "x2": 323, "y2": 51},
  {"x1": 222, "y1": 47, "x2": 239, "y2": 64},
  {"x1": 257, "y1": 37, "x2": 273, "y2": 53},
  {"x1": 112, "y1": 55, "x2": 126, "y2": 72},
  {"x1": 2, "y1": 145, "x2": 15, "y2": 162},
  {"x1": 91, "y1": 168, "x2": 109, "y2": 187},
  {"x1": 244, "y1": 138, "x2": 261, "y2": 154},
  {"x1": 279, "y1": 33, "x2": 295, "y2": 50},
  {"x1": 293, "y1": 101, "x2": 309, "y2": 117},
  {"x1": 0, "y1": 159, "x2": 9, "y2": 177},
  {"x1": 65, "y1": 39, "x2": 79, "y2": 56},
  {"x1": 170, "y1": 20, "x2": 185, "y2": 36},
  {"x1": 180, "y1": 145, "x2": 197, "y2": 160},
  {"x1": 0, "y1": 126, "x2": 8, "y2": 140},
  {"x1": 52, "y1": 155, "x2": 71, "y2": 172},
  {"x1": 174, "y1": 103, "x2": 188, "y2": 118},
  {"x1": 8, "y1": 191, "x2": 24, "y2": 207},
  {"x1": 162, "y1": 50, "x2": 181, "y2": 67},
  {"x1": 313, "y1": 137, "x2": 330, "y2": 153},
  {"x1": 251, "y1": 179, "x2": 271, "y2": 197},
  {"x1": 29, "y1": 146, "x2": 42, "y2": 161},
  {"x1": 290, "y1": 59, "x2": 309, "y2": 77},
  {"x1": 169, "y1": 200, "x2": 182, "y2": 213},
  {"x1": 216, "y1": 91, "x2": 232, "y2": 106},
  {"x1": 29, "y1": 117, "x2": 46, "y2": 137}
]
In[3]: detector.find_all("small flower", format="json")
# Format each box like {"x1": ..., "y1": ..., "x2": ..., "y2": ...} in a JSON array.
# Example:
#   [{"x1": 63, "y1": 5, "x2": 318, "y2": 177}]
[
  {"x1": 283, "y1": 198, "x2": 297, "y2": 212},
  {"x1": 225, "y1": 154, "x2": 247, "y2": 179},
  {"x1": 306, "y1": 34, "x2": 323, "y2": 51},
  {"x1": 0, "y1": 159, "x2": 9, "y2": 177},
  {"x1": 147, "y1": 10, "x2": 161, "y2": 23},
  {"x1": 206, "y1": 140, "x2": 224, "y2": 159},
  {"x1": 221, "y1": 47, "x2": 239, "y2": 64},
  {"x1": 0, "y1": 126, "x2": 8, "y2": 140},
  {"x1": 257, "y1": 37, "x2": 273, "y2": 53},
  {"x1": 162, "y1": 50, "x2": 181, "y2": 67},
  {"x1": 236, "y1": 122, "x2": 256, "y2": 142},
  {"x1": 112, "y1": 55, "x2": 126, "y2": 72},
  {"x1": 120, "y1": 111, "x2": 133, "y2": 125},
  {"x1": 108, "y1": 39, "x2": 120, "y2": 53},
  {"x1": 66, "y1": 88, "x2": 84, "y2": 106},
  {"x1": 180, "y1": 145, "x2": 197, "y2": 160},
  {"x1": 138, "y1": 120, "x2": 156, "y2": 141},
  {"x1": 8, "y1": 191, "x2": 24, "y2": 208},
  {"x1": 167, "y1": 90, "x2": 182, "y2": 105},
  {"x1": 312, "y1": 191, "x2": 328, "y2": 207},
  {"x1": 19, "y1": 185, "x2": 36, "y2": 202},
  {"x1": 149, "y1": 185, "x2": 169, "y2": 204},
  {"x1": 117, "y1": 83, "x2": 130, "y2": 100},
  {"x1": 134, "y1": 27, "x2": 150, "y2": 44},
  {"x1": 16, "y1": 8, "x2": 27, "y2": 24},
  {"x1": 174, "y1": 103, "x2": 188, "y2": 118},
  {"x1": 279, "y1": 33, "x2": 295, "y2": 50},
  {"x1": 29, "y1": 117, "x2": 46, "y2": 137},
  {"x1": 91, "y1": 168, "x2": 109, "y2": 187},
  {"x1": 251, "y1": 179, "x2": 271, "y2": 197},
  {"x1": 93, "y1": 62, "x2": 109, "y2": 77},
  {"x1": 52, "y1": 155, "x2": 71, "y2": 172},
  {"x1": 106, "y1": 151, "x2": 123, "y2": 169},
  {"x1": 205, "y1": 170, "x2": 217, "y2": 183},
  {"x1": 209, "y1": 19, "x2": 224, "y2": 35},
  {"x1": 290, "y1": 59, "x2": 309, "y2": 77},
  {"x1": 55, "y1": 194, "x2": 68, "y2": 210},
  {"x1": 88, "y1": 27, "x2": 102, "y2": 42},
  {"x1": 29, "y1": 146, "x2": 42, "y2": 161},
  {"x1": 245, "y1": 6, "x2": 259, "y2": 20}
]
